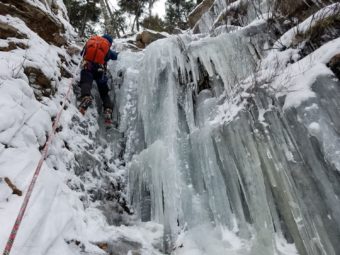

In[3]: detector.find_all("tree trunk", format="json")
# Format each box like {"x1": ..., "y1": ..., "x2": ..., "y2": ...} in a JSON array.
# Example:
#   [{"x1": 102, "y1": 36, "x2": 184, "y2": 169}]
[
  {"x1": 100, "y1": 0, "x2": 115, "y2": 36},
  {"x1": 104, "y1": 0, "x2": 122, "y2": 38},
  {"x1": 119, "y1": 24, "x2": 125, "y2": 35},
  {"x1": 148, "y1": 0, "x2": 153, "y2": 16},
  {"x1": 135, "y1": 1, "x2": 143, "y2": 31},
  {"x1": 80, "y1": 7, "x2": 88, "y2": 37},
  {"x1": 131, "y1": 15, "x2": 137, "y2": 32},
  {"x1": 137, "y1": 17, "x2": 140, "y2": 31}
]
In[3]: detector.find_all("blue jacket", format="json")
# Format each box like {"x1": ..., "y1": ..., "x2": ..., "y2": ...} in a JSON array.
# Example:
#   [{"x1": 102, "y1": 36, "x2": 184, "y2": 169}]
[{"x1": 105, "y1": 50, "x2": 118, "y2": 62}]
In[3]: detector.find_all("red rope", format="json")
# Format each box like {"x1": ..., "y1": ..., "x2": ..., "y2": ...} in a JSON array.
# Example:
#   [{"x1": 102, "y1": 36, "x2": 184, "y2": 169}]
[{"x1": 2, "y1": 75, "x2": 76, "y2": 255}]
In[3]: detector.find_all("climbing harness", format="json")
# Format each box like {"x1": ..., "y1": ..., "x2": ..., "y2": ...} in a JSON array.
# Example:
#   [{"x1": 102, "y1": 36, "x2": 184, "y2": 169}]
[{"x1": 2, "y1": 57, "x2": 83, "y2": 255}]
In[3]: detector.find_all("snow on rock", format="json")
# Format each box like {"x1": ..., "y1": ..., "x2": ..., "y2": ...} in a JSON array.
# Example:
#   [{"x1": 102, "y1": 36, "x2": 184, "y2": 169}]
[
  {"x1": 0, "y1": 0, "x2": 76, "y2": 46},
  {"x1": 135, "y1": 29, "x2": 167, "y2": 49},
  {"x1": 0, "y1": 2, "x2": 164, "y2": 255},
  {"x1": 275, "y1": 3, "x2": 340, "y2": 48},
  {"x1": 268, "y1": 37, "x2": 340, "y2": 110},
  {"x1": 191, "y1": 0, "x2": 272, "y2": 34},
  {"x1": 188, "y1": 0, "x2": 215, "y2": 28}
]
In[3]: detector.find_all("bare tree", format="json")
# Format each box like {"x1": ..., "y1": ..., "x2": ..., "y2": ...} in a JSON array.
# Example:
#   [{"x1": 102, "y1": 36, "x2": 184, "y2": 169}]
[
  {"x1": 100, "y1": 0, "x2": 115, "y2": 36},
  {"x1": 148, "y1": 0, "x2": 158, "y2": 16}
]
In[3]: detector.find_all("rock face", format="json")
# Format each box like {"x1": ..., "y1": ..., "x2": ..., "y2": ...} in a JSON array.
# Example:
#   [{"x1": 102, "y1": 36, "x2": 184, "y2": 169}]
[
  {"x1": 328, "y1": 54, "x2": 340, "y2": 79},
  {"x1": 275, "y1": 0, "x2": 332, "y2": 21},
  {"x1": 190, "y1": 0, "x2": 338, "y2": 36},
  {"x1": 210, "y1": 1, "x2": 248, "y2": 30},
  {"x1": 188, "y1": 0, "x2": 215, "y2": 28},
  {"x1": 0, "y1": 0, "x2": 67, "y2": 46},
  {"x1": 0, "y1": 22, "x2": 28, "y2": 39},
  {"x1": 191, "y1": 0, "x2": 250, "y2": 34},
  {"x1": 0, "y1": 41, "x2": 28, "y2": 51},
  {"x1": 0, "y1": 0, "x2": 78, "y2": 100},
  {"x1": 24, "y1": 66, "x2": 54, "y2": 99}
]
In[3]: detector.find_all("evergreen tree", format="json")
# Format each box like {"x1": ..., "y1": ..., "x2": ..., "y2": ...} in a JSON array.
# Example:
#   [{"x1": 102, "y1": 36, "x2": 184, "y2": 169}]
[
  {"x1": 100, "y1": 0, "x2": 126, "y2": 38},
  {"x1": 142, "y1": 15, "x2": 165, "y2": 31},
  {"x1": 118, "y1": 0, "x2": 149, "y2": 31},
  {"x1": 64, "y1": 0, "x2": 101, "y2": 37},
  {"x1": 165, "y1": 0, "x2": 195, "y2": 31},
  {"x1": 111, "y1": 10, "x2": 127, "y2": 37}
]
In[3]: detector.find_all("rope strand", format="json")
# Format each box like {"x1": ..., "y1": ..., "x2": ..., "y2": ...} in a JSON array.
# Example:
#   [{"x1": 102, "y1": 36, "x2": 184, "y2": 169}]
[{"x1": 2, "y1": 57, "x2": 82, "y2": 255}]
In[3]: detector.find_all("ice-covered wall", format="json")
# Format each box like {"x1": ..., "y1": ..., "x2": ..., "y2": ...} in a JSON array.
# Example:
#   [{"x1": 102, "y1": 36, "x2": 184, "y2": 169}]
[
  {"x1": 115, "y1": 3, "x2": 340, "y2": 255},
  {"x1": 192, "y1": 0, "x2": 272, "y2": 34}
]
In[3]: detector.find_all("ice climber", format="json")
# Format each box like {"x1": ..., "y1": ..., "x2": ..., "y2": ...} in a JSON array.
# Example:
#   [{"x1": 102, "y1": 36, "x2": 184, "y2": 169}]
[{"x1": 78, "y1": 34, "x2": 118, "y2": 126}]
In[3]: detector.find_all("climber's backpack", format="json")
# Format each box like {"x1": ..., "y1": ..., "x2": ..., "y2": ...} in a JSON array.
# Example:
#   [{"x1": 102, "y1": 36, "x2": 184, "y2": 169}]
[{"x1": 84, "y1": 35, "x2": 111, "y2": 65}]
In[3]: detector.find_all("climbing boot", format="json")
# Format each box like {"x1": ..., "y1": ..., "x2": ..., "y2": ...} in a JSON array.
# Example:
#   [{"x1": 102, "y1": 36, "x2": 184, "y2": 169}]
[
  {"x1": 79, "y1": 96, "x2": 92, "y2": 115},
  {"x1": 104, "y1": 108, "x2": 113, "y2": 128}
]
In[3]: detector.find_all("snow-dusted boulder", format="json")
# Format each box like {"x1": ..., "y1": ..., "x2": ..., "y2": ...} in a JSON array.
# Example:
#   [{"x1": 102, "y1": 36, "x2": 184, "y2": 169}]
[
  {"x1": 328, "y1": 53, "x2": 340, "y2": 79},
  {"x1": 135, "y1": 30, "x2": 166, "y2": 48}
]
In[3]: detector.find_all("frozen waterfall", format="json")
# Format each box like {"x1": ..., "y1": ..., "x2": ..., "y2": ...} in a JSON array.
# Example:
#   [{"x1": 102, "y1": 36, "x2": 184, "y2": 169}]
[{"x1": 110, "y1": 11, "x2": 340, "y2": 255}]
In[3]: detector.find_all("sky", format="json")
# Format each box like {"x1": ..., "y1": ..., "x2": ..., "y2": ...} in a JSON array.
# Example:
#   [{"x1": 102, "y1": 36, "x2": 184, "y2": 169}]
[
  {"x1": 152, "y1": 0, "x2": 166, "y2": 17},
  {"x1": 108, "y1": 0, "x2": 166, "y2": 18}
]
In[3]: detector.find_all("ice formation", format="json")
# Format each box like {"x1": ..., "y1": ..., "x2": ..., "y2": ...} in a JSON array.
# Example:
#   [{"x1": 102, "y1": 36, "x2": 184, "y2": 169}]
[{"x1": 112, "y1": 2, "x2": 340, "y2": 255}]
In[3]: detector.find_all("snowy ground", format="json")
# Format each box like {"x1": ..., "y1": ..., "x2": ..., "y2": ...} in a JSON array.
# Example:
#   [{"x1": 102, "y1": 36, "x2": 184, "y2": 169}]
[
  {"x1": 0, "y1": 2, "x2": 164, "y2": 255},
  {"x1": 0, "y1": 32, "x2": 163, "y2": 254}
]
